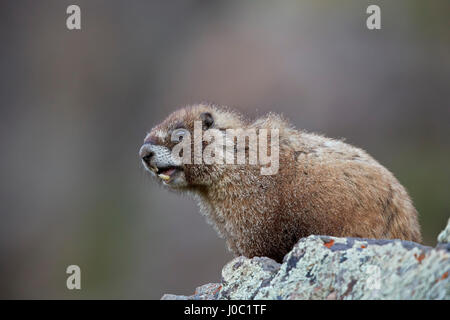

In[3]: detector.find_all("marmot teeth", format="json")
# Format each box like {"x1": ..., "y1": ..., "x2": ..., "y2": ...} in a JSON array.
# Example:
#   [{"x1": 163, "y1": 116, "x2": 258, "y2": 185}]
[{"x1": 158, "y1": 174, "x2": 170, "y2": 181}]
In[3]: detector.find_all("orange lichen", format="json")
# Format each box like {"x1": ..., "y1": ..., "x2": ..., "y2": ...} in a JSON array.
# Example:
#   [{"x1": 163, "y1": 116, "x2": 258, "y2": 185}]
[
  {"x1": 414, "y1": 253, "x2": 425, "y2": 263},
  {"x1": 324, "y1": 239, "x2": 335, "y2": 248},
  {"x1": 435, "y1": 271, "x2": 448, "y2": 284},
  {"x1": 212, "y1": 285, "x2": 222, "y2": 295}
]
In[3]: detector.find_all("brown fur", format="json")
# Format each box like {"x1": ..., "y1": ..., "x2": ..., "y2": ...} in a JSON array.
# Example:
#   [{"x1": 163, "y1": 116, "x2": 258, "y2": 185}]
[{"x1": 142, "y1": 104, "x2": 422, "y2": 262}]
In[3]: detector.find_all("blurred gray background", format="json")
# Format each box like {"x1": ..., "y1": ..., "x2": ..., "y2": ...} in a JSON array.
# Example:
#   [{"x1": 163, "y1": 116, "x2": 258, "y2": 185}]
[{"x1": 0, "y1": 0, "x2": 449, "y2": 299}]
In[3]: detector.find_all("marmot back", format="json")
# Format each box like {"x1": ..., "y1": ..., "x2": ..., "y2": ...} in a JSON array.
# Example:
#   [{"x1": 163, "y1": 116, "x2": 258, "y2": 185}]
[{"x1": 140, "y1": 104, "x2": 422, "y2": 262}]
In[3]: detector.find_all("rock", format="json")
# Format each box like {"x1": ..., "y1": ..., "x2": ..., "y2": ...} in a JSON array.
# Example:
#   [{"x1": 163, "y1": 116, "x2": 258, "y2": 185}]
[
  {"x1": 219, "y1": 256, "x2": 281, "y2": 299},
  {"x1": 438, "y1": 218, "x2": 450, "y2": 244},
  {"x1": 161, "y1": 283, "x2": 222, "y2": 300},
  {"x1": 161, "y1": 293, "x2": 191, "y2": 300},
  {"x1": 162, "y1": 220, "x2": 450, "y2": 300}
]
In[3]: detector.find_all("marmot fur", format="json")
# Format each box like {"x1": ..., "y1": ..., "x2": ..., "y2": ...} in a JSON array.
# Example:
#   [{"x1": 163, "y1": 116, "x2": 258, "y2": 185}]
[{"x1": 140, "y1": 104, "x2": 421, "y2": 262}]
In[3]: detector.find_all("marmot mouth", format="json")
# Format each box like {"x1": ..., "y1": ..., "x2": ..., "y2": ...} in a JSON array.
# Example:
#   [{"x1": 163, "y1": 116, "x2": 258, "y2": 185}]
[{"x1": 155, "y1": 166, "x2": 183, "y2": 182}]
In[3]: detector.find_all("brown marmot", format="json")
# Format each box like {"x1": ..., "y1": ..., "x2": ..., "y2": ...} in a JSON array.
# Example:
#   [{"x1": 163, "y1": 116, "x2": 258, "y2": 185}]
[{"x1": 139, "y1": 103, "x2": 422, "y2": 262}]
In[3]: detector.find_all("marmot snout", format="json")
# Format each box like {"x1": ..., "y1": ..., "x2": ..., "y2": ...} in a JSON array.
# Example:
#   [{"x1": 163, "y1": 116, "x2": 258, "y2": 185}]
[{"x1": 140, "y1": 104, "x2": 422, "y2": 262}]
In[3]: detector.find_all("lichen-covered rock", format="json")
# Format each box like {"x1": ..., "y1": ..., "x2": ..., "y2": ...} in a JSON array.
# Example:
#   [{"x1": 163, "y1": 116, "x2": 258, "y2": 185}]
[
  {"x1": 162, "y1": 220, "x2": 450, "y2": 300},
  {"x1": 255, "y1": 236, "x2": 448, "y2": 299},
  {"x1": 438, "y1": 218, "x2": 450, "y2": 244},
  {"x1": 161, "y1": 283, "x2": 222, "y2": 300},
  {"x1": 219, "y1": 256, "x2": 281, "y2": 299}
]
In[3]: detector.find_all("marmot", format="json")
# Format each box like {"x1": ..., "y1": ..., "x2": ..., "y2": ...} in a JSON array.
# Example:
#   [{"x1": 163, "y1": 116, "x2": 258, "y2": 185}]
[{"x1": 140, "y1": 104, "x2": 422, "y2": 262}]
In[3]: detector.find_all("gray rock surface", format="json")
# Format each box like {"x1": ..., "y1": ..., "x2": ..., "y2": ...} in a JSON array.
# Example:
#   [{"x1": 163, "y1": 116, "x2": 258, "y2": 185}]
[
  {"x1": 438, "y1": 218, "x2": 450, "y2": 243},
  {"x1": 162, "y1": 220, "x2": 450, "y2": 300}
]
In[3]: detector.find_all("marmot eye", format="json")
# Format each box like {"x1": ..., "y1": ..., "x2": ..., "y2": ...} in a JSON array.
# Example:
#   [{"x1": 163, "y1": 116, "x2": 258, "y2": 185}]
[{"x1": 172, "y1": 128, "x2": 188, "y2": 142}]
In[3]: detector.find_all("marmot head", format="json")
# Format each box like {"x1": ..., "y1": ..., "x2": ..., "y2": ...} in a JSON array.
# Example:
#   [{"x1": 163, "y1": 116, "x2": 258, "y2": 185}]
[{"x1": 139, "y1": 104, "x2": 245, "y2": 190}]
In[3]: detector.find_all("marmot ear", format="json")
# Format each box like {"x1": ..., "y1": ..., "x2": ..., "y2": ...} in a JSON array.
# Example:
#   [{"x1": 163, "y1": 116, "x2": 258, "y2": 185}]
[{"x1": 200, "y1": 112, "x2": 214, "y2": 130}]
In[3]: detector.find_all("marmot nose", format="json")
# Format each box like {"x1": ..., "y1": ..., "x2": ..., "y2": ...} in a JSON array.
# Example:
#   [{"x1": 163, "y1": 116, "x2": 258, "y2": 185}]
[
  {"x1": 142, "y1": 152, "x2": 154, "y2": 165},
  {"x1": 139, "y1": 145, "x2": 154, "y2": 165}
]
